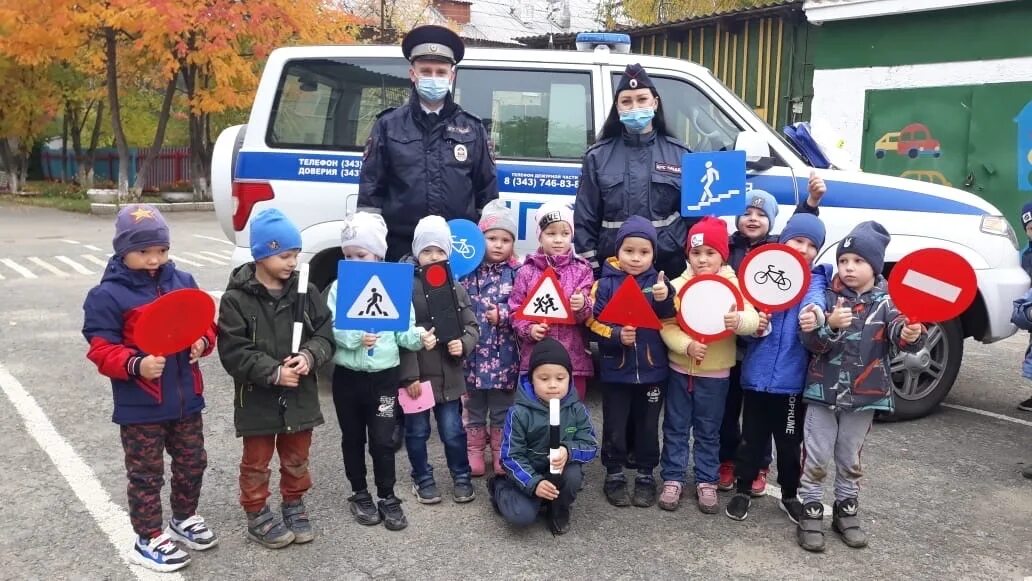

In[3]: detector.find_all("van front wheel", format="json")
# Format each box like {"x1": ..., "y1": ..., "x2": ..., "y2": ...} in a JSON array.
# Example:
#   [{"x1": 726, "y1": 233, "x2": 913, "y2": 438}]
[{"x1": 883, "y1": 319, "x2": 963, "y2": 421}]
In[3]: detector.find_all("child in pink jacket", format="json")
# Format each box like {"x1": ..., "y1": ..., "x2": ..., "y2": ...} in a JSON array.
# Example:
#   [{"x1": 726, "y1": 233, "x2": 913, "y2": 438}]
[{"x1": 509, "y1": 201, "x2": 595, "y2": 401}]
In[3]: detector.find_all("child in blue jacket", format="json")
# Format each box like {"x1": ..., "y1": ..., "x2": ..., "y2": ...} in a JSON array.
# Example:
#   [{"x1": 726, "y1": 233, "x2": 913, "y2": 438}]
[
  {"x1": 587, "y1": 216, "x2": 675, "y2": 508},
  {"x1": 724, "y1": 213, "x2": 829, "y2": 524}
]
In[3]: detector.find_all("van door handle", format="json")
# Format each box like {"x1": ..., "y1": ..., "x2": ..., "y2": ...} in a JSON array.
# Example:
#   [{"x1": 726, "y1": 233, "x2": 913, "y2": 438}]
[{"x1": 964, "y1": 172, "x2": 975, "y2": 187}]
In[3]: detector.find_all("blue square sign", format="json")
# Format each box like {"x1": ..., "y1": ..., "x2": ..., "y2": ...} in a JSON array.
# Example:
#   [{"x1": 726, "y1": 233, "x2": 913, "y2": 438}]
[
  {"x1": 680, "y1": 151, "x2": 747, "y2": 217},
  {"x1": 334, "y1": 261, "x2": 414, "y2": 332}
]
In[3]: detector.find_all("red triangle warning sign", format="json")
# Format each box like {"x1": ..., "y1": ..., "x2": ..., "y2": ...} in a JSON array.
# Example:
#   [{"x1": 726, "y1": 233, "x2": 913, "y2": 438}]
[
  {"x1": 597, "y1": 276, "x2": 663, "y2": 330},
  {"x1": 514, "y1": 266, "x2": 576, "y2": 324}
]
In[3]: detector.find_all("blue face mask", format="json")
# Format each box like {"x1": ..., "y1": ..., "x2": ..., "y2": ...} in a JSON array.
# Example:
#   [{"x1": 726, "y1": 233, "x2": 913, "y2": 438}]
[
  {"x1": 416, "y1": 76, "x2": 451, "y2": 103},
  {"x1": 619, "y1": 108, "x2": 656, "y2": 133}
]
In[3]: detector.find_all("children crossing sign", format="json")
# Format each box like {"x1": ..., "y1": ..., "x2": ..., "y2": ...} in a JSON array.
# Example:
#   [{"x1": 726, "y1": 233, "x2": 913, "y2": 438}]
[
  {"x1": 681, "y1": 151, "x2": 747, "y2": 217},
  {"x1": 335, "y1": 261, "x2": 414, "y2": 332},
  {"x1": 514, "y1": 267, "x2": 575, "y2": 324}
]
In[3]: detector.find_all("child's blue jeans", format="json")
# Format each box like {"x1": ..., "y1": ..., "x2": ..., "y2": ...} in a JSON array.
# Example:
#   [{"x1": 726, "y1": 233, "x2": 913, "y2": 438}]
[
  {"x1": 660, "y1": 372, "x2": 730, "y2": 485},
  {"x1": 405, "y1": 399, "x2": 471, "y2": 486}
]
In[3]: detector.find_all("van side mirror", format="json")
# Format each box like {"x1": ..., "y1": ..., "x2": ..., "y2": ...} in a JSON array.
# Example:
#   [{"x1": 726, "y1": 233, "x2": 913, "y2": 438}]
[{"x1": 735, "y1": 131, "x2": 774, "y2": 171}]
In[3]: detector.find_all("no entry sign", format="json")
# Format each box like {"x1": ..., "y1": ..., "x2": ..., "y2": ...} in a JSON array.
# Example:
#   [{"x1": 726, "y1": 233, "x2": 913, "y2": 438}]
[
  {"x1": 887, "y1": 248, "x2": 977, "y2": 324},
  {"x1": 738, "y1": 244, "x2": 811, "y2": 313},
  {"x1": 676, "y1": 274, "x2": 743, "y2": 341}
]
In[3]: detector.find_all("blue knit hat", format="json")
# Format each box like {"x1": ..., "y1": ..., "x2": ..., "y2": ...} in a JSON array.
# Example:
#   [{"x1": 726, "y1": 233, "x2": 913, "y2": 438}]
[
  {"x1": 615, "y1": 215, "x2": 658, "y2": 254},
  {"x1": 739, "y1": 189, "x2": 778, "y2": 228},
  {"x1": 838, "y1": 221, "x2": 890, "y2": 275},
  {"x1": 779, "y1": 213, "x2": 826, "y2": 249},
  {"x1": 113, "y1": 204, "x2": 170, "y2": 256},
  {"x1": 250, "y1": 209, "x2": 302, "y2": 261},
  {"x1": 1020, "y1": 201, "x2": 1032, "y2": 230}
]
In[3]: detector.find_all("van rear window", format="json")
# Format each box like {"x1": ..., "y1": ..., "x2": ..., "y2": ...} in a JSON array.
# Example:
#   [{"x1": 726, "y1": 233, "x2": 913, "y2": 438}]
[{"x1": 267, "y1": 58, "x2": 410, "y2": 150}]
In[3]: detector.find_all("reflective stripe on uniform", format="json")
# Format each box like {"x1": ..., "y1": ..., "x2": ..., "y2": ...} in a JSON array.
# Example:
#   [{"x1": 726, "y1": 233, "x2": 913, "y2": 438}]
[{"x1": 601, "y1": 212, "x2": 680, "y2": 230}]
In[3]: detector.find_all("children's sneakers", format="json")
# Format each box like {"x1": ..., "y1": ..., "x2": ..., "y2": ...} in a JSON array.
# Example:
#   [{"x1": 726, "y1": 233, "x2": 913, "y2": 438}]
[
  {"x1": 129, "y1": 533, "x2": 191, "y2": 572},
  {"x1": 696, "y1": 482, "x2": 720, "y2": 514},
  {"x1": 1017, "y1": 396, "x2": 1032, "y2": 411},
  {"x1": 452, "y1": 479, "x2": 476, "y2": 503},
  {"x1": 717, "y1": 461, "x2": 735, "y2": 491},
  {"x1": 832, "y1": 498, "x2": 868, "y2": 548},
  {"x1": 348, "y1": 491, "x2": 382, "y2": 526},
  {"x1": 750, "y1": 468, "x2": 769, "y2": 497},
  {"x1": 724, "y1": 493, "x2": 750, "y2": 521},
  {"x1": 631, "y1": 475, "x2": 657, "y2": 508},
  {"x1": 247, "y1": 505, "x2": 295, "y2": 549},
  {"x1": 282, "y1": 499, "x2": 314, "y2": 544},
  {"x1": 412, "y1": 481, "x2": 443, "y2": 504},
  {"x1": 797, "y1": 501, "x2": 826, "y2": 552},
  {"x1": 604, "y1": 473, "x2": 631, "y2": 507},
  {"x1": 165, "y1": 514, "x2": 218, "y2": 551},
  {"x1": 658, "y1": 480, "x2": 683, "y2": 511},
  {"x1": 779, "y1": 497, "x2": 804, "y2": 524},
  {"x1": 378, "y1": 496, "x2": 408, "y2": 531}
]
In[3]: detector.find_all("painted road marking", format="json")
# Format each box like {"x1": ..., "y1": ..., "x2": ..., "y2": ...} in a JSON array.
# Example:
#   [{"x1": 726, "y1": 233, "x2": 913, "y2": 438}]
[
  {"x1": 0, "y1": 363, "x2": 183, "y2": 581},
  {"x1": 943, "y1": 403, "x2": 1032, "y2": 428},
  {"x1": 84, "y1": 244, "x2": 103, "y2": 252},
  {"x1": 82, "y1": 254, "x2": 109, "y2": 269},
  {"x1": 901, "y1": 269, "x2": 962, "y2": 303},
  {"x1": 0, "y1": 258, "x2": 37, "y2": 279},
  {"x1": 182, "y1": 252, "x2": 225, "y2": 265},
  {"x1": 28, "y1": 257, "x2": 69, "y2": 277},
  {"x1": 55, "y1": 255, "x2": 94, "y2": 275},
  {"x1": 193, "y1": 234, "x2": 233, "y2": 246},
  {"x1": 199, "y1": 251, "x2": 231, "y2": 263},
  {"x1": 59, "y1": 239, "x2": 81, "y2": 245},
  {"x1": 169, "y1": 254, "x2": 205, "y2": 268}
]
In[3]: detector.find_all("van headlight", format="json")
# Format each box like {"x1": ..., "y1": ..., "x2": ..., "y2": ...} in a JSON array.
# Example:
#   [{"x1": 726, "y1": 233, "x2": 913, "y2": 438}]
[{"x1": 981, "y1": 215, "x2": 1018, "y2": 250}]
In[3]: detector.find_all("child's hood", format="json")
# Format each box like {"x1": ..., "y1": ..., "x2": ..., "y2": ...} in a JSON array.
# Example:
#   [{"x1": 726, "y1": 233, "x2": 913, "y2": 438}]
[
  {"x1": 514, "y1": 374, "x2": 582, "y2": 413},
  {"x1": 101, "y1": 255, "x2": 178, "y2": 289},
  {"x1": 523, "y1": 249, "x2": 589, "y2": 271},
  {"x1": 601, "y1": 256, "x2": 656, "y2": 281}
]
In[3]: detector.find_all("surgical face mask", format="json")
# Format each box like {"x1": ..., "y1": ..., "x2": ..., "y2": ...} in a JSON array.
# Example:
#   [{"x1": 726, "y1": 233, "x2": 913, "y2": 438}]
[
  {"x1": 619, "y1": 107, "x2": 656, "y2": 133},
  {"x1": 416, "y1": 76, "x2": 451, "y2": 102}
]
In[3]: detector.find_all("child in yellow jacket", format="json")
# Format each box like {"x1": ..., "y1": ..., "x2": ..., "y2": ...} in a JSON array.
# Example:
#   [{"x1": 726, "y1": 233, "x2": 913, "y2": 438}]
[{"x1": 657, "y1": 216, "x2": 759, "y2": 514}]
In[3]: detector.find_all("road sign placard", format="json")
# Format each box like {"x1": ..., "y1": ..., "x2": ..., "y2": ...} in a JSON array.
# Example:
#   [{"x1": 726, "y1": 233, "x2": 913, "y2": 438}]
[
  {"x1": 514, "y1": 266, "x2": 575, "y2": 324},
  {"x1": 675, "y1": 274, "x2": 743, "y2": 341},
  {"x1": 738, "y1": 243, "x2": 811, "y2": 313},
  {"x1": 446, "y1": 218, "x2": 486, "y2": 279},
  {"x1": 136, "y1": 289, "x2": 216, "y2": 356},
  {"x1": 887, "y1": 248, "x2": 976, "y2": 324},
  {"x1": 335, "y1": 261, "x2": 414, "y2": 332},
  {"x1": 681, "y1": 150, "x2": 747, "y2": 217},
  {"x1": 597, "y1": 275, "x2": 662, "y2": 330},
  {"x1": 419, "y1": 260, "x2": 465, "y2": 342}
]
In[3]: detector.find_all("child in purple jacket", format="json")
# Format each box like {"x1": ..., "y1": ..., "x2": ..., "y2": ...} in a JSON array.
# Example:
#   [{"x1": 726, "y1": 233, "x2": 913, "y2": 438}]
[
  {"x1": 462, "y1": 200, "x2": 521, "y2": 477},
  {"x1": 509, "y1": 201, "x2": 595, "y2": 401}
]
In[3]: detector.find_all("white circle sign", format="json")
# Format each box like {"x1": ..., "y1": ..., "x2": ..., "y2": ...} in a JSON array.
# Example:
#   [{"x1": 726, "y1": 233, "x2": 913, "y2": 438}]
[{"x1": 676, "y1": 275, "x2": 742, "y2": 340}]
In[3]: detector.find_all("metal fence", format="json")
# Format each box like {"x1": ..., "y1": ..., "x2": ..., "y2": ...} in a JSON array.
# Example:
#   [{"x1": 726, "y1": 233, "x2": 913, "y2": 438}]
[{"x1": 40, "y1": 147, "x2": 192, "y2": 189}]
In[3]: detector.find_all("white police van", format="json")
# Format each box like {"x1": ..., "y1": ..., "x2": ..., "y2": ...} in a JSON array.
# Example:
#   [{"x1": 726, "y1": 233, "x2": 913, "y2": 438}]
[{"x1": 212, "y1": 33, "x2": 1029, "y2": 419}]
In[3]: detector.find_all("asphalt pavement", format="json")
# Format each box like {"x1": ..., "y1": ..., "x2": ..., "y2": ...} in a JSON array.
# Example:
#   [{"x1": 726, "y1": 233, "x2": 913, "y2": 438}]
[{"x1": 1, "y1": 202, "x2": 1030, "y2": 581}]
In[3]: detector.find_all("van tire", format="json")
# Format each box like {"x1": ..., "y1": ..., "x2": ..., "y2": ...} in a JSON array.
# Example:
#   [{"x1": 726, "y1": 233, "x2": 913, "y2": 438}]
[{"x1": 880, "y1": 319, "x2": 963, "y2": 421}]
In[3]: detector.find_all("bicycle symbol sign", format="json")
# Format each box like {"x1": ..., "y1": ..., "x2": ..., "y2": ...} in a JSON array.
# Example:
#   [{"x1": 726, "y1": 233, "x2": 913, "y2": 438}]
[
  {"x1": 738, "y1": 244, "x2": 810, "y2": 313},
  {"x1": 446, "y1": 219, "x2": 486, "y2": 279}
]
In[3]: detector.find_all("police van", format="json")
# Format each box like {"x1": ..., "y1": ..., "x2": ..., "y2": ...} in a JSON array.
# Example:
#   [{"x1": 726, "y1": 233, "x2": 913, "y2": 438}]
[{"x1": 211, "y1": 33, "x2": 1029, "y2": 419}]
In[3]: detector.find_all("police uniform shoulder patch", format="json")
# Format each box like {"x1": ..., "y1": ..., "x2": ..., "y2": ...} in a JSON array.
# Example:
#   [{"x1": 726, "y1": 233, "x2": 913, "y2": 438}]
[
  {"x1": 445, "y1": 124, "x2": 472, "y2": 135},
  {"x1": 374, "y1": 106, "x2": 398, "y2": 120}
]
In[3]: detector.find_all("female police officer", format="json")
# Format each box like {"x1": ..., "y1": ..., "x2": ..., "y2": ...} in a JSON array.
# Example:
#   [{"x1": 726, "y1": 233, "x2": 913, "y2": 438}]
[{"x1": 574, "y1": 64, "x2": 692, "y2": 278}]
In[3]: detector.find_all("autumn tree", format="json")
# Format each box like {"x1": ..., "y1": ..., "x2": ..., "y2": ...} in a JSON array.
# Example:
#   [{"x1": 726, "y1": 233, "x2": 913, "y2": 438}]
[{"x1": 620, "y1": 0, "x2": 764, "y2": 25}]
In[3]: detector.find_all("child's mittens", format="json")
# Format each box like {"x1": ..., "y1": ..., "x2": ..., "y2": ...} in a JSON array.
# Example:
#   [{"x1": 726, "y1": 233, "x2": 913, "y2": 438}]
[
  {"x1": 420, "y1": 326, "x2": 438, "y2": 351},
  {"x1": 652, "y1": 271, "x2": 668, "y2": 302},
  {"x1": 723, "y1": 304, "x2": 741, "y2": 331},
  {"x1": 530, "y1": 323, "x2": 549, "y2": 341},
  {"x1": 799, "y1": 304, "x2": 820, "y2": 333},
  {"x1": 900, "y1": 321, "x2": 923, "y2": 344},
  {"x1": 620, "y1": 325, "x2": 637, "y2": 347}
]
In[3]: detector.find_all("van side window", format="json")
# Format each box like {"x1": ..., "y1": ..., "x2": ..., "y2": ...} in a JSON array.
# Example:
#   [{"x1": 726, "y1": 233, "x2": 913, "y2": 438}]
[
  {"x1": 455, "y1": 68, "x2": 594, "y2": 160},
  {"x1": 611, "y1": 73, "x2": 739, "y2": 153},
  {"x1": 268, "y1": 58, "x2": 410, "y2": 150}
]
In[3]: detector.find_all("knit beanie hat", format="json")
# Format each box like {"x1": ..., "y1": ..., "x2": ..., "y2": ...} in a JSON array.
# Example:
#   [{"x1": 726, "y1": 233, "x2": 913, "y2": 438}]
[
  {"x1": 112, "y1": 204, "x2": 170, "y2": 256},
  {"x1": 738, "y1": 189, "x2": 778, "y2": 229},
  {"x1": 250, "y1": 209, "x2": 302, "y2": 261},
  {"x1": 478, "y1": 199, "x2": 517, "y2": 239},
  {"x1": 687, "y1": 216, "x2": 730, "y2": 261},
  {"x1": 341, "y1": 212, "x2": 388, "y2": 259},
  {"x1": 615, "y1": 215, "x2": 657, "y2": 253},
  {"x1": 1021, "y1": 201, "x2": 1032, "y2": 229},
  {"x1": 535, "y1": 201, "x2": 574, "y2": 239},
  {"x1": 837, "y1": 220, "x2": 891, "y2": 275},
  {"x1": 412, "y1": 215, "x2": 452, "y2": 258},
  {"x1": 779, "y1": 213, "x2": 827, "y2": 249},
  {"x1": 529, "y1": 337, "x2": 572, "y2": 375}
]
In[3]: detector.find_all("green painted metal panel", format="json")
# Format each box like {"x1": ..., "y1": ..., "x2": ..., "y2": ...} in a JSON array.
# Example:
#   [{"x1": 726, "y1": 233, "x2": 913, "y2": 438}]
[
  {"x1": 968, "y1": 82, "x2": 1032, "y2": 234},
  {"x1": 813, "y1": 2, "x2": 1032, "y2": 70}
]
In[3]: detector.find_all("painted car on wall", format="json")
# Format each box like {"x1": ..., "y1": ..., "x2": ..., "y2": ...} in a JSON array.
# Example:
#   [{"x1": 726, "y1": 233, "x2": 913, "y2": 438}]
[{"x1": 875, "y1": 123, "x2": 942, "y2": 159}]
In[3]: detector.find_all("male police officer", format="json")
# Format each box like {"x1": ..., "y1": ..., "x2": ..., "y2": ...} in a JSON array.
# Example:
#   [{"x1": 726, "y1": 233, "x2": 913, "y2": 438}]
[{"x1": 358, "y1": 25, "x2": 498, "y2": 261}]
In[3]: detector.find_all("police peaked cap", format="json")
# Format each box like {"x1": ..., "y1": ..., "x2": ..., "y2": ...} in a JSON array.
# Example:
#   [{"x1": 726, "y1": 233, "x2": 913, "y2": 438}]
[
  {"x1": 402, "y1": 25, "x2": 465, "y2": 65},
  {"x1": 615, "y1": 63, "x2": 655, "y2": 94}
]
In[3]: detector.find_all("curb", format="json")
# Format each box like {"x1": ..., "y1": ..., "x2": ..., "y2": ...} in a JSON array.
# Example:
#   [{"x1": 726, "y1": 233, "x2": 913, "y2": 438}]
[{"x1": 90, "y1": 202, "x2": 214, "y2": 215}]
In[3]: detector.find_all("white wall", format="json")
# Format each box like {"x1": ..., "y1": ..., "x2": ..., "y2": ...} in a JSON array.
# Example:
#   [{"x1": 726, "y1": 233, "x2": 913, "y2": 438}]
[{"x1": 810, "y1": 56, "x2": 1032, "y2": 165}]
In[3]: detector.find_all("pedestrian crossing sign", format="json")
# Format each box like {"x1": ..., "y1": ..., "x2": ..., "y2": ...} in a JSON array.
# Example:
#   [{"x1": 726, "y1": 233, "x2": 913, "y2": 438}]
[
  {"x1": 335, "y1": 260, "x2": 414, "y2": 332},
  {"x1": 681, "y1": 150, "x2": 747, "y2": 217},
  {"x1": 513, "y1": 266, "x2": 575, "y2": 324}
]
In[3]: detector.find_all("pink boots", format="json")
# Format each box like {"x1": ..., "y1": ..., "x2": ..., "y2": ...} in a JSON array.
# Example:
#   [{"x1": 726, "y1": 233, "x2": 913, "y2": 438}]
[
  {"x1": 490, "y1": 427, "x2": 504, "y2": 476},
  {"x1": 466, "y1": 426, "x2": 488, "y2": 477}
]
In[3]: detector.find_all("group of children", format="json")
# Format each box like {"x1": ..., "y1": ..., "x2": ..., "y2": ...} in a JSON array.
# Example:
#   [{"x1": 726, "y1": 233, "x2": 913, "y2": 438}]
[{"x1": 84, "y1": 175, "x2": 933, "y2": 570}]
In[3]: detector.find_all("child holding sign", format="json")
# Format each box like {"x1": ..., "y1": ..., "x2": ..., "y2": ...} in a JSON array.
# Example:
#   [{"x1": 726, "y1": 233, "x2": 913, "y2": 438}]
[
  {"x1": 587, "y1": 216, "x2": 675, "y2": 508},
  {"x1": 796, "y1": 221, "x2": 925, "y2": 552},
  {"x1": 461, "y1": 200, "x2": 522, "y2": 477},
  {"x1": 658, "y1": 216, "x2": 759, "y2": 514},
  {"x1": 218, "y1": 209, "x2": 336, "y2": 549},
  {"x1": 491, "y1": 339, "x2": 598, "y2": 535},
  {"x1": 510, "y1": 201, "x2": 595, "y2": 401},
  {"x1": 725, "y1": 214, "x2": 830, "y2": 524},
  {"x1": 326, "y1": 212, "x2": 427, "y2": 531},
  {"x1": 399, "y1": 216, "x2": 480, "y2": 505},
  {"x1": 83, "y1": 205, "x2": 217, "y2": 572}
]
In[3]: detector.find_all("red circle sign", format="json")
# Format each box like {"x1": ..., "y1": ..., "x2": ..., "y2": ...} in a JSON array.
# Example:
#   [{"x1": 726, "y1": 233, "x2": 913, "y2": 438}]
[
  {"x1": 738, "y1": 243, "x2": 811, "y2": 313},
  {"x1": 887, "y1": 248, "x2": 976, "y2": 324},
  {"x1": 135, "y1": 289, "x2": 216, "y2": 356},
  {"x1": 425, "y1": 263, "x2": 447, "y2": 288},
  {"x1": 675, "y1": 274, "x2": 744, "y2": 341}
]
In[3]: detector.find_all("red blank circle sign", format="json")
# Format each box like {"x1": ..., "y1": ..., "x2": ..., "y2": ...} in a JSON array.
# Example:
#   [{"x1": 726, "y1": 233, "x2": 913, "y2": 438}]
[{"x1": 887, "y1": 248, "x2": 977, "y2": 324}]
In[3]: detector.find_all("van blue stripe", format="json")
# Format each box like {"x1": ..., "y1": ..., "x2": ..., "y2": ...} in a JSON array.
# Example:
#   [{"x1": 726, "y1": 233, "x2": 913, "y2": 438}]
[{"x1": 234, "y1": 151, "x2": 987, "y2": 216}]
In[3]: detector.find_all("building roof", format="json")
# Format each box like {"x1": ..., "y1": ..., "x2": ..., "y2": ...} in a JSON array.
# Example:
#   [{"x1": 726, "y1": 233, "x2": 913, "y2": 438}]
[
  {"x1": 451, "y1": 0, "x2": 604, "y2": 46},
  {"x1": 803, "y1": 0, "x2": 1021, "y2": 23}
]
